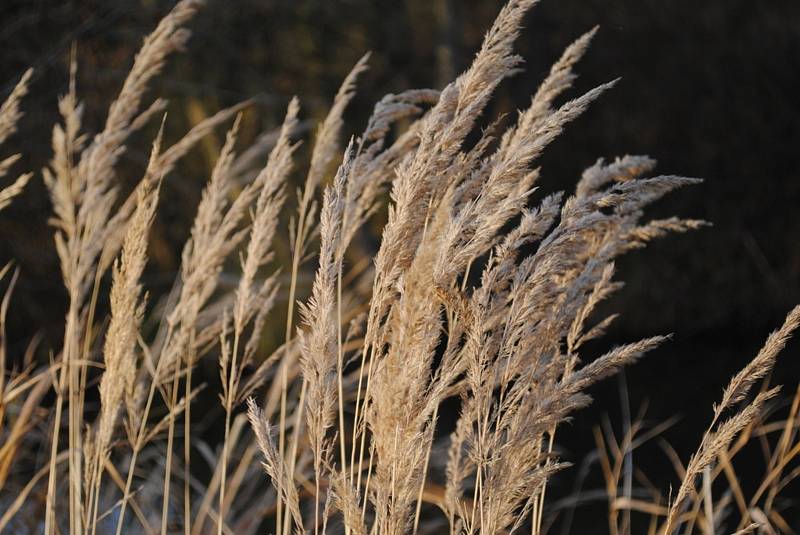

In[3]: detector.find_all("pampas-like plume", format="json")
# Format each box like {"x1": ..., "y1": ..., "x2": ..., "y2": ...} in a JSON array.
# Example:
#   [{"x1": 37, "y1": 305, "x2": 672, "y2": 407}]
[
  {"x1": 98, "y1": 100, "x2": 254, "y2": 275},
  {"x1": 715, "y1": 306, "x2": 800, "y2": 418},
  {"x1": 0, "y1": 164, "x2": 31, "y2": 214},
  {"x1": 217, "y1": 99, "x2": 299, "y2": 534},
  {"x1": 0, "y1": 69, "x2": 33, "y2": 213},
  {"x1": 86, "y1": 127, "x2": 164, "y2": 532},
  {"x1": 356, "y1": 2, "x2": 699, "y2": 532},
  {"x1": 157, "y1": 114, "x2": 249, "y2": 380},
  {"x1": 10, "y1": 0, "x2": 798, "y2": 533},
  {"x1": 298, "y1": 140, "x2": 351, "y2": 533},
  {"x1": 94, "y1": 132, "x2": 163, "y2": 466},
  {"x1": 275, "y1": 58, "x2": 369, "y2": 534},
  {"x1": 233, "y1": 98, "x2": 299, "y2": 341},
  {"x1": 306, "y1": 54, "x2": 369, "y2": 201},
  {"x1": 50, "y1": 0, "x2": 203, "y2": 304},
  {"x1": 663, "y1": 306, "x2": 800, "y2": 534},
  {"x1": 41, "y1": 2, "x2": 206, "y2": 532},
  {"x1": 0, "y1": 69, "x2": 32, "y2": 145},
  {"x1": 247, "y1": 398, "x2": 305, "y2": 532}
]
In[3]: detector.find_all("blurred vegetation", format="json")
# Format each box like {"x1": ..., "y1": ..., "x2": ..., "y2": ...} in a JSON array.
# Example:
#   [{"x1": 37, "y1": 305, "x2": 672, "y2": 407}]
[{"x1": 1, "y1": 0, "x2": 800, "y2": 522}]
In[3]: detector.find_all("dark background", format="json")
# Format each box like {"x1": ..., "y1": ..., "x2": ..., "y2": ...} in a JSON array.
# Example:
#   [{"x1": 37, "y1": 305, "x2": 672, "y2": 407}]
[{"x1": 1, "y1": 0, "x2": 799, "y2": 530}]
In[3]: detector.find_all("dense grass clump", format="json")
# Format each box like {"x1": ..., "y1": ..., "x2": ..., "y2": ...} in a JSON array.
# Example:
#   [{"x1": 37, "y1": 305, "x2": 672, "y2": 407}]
[{"x1": 1, "y1": 1, "x2": 798, "y2": 533}]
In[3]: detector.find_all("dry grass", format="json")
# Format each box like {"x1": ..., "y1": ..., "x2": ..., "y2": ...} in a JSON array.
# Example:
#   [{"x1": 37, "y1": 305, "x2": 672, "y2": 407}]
[
  {"x1": 0, "y1": 0, "x2": 798, "y2": 534},
  {"x1": 0, "y1": 68, "x2": 33, "y2": 213}
]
